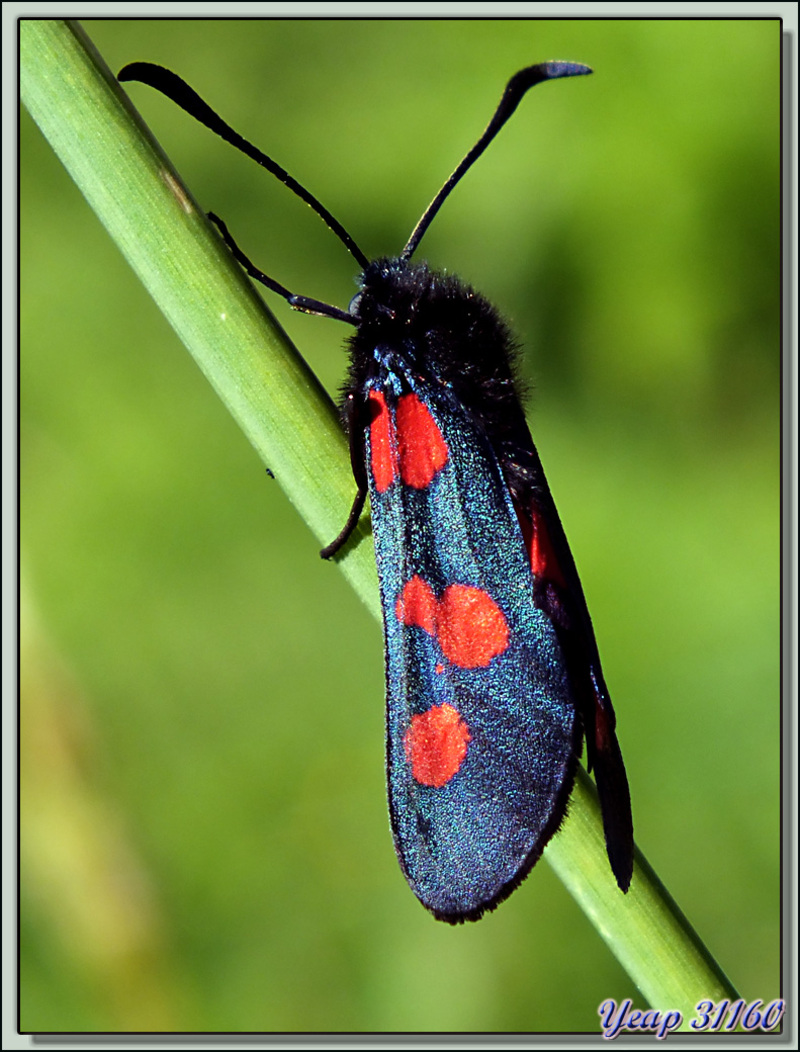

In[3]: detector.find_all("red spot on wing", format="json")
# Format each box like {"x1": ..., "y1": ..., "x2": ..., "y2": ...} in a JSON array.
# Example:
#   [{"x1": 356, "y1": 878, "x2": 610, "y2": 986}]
[
  {"x1": 395, "y1": 393, "x2": 449, "y2": 488},
  {"x1": 396, "y1": 576, "x2": 509, "y2": 669},
  {"x1": 368, "y1": 390, "x2": 398, "y2": 493},
  {"x1": 403, "y1": 703, "x2": 471, "y2": 787},
  {"x1": 395, "y1": 575, "x2": 437, "y2": 635},
  {"x1": 437, "y1": 584, "x2": 509, "y2": 668},
  {"x1": 523, "y1": 505, "x2": 567, "y2": 587}
]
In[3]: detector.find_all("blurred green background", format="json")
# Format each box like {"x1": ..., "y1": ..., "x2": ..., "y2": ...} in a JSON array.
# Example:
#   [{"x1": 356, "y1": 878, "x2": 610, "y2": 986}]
[{"x1": 21, "y1": 17, "x2": 780, "y2": 1033}]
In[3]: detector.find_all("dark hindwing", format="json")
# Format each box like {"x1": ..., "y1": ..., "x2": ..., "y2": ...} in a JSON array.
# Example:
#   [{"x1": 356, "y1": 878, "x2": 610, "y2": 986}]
[{"x1": 503, "y1": 423, "x2": 634, "y2": 892}]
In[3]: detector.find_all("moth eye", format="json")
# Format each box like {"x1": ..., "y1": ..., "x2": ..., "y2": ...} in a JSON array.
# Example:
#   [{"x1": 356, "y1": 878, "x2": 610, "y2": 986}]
[{"x1": 348, "y1": 291, "x2": 363, "y2": 316}]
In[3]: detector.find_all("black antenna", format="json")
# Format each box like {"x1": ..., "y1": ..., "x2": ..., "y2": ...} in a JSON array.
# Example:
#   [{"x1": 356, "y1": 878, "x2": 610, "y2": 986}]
[
  {"x1": 118, "y1": 63, "x2": 370, "y2": 272},
  {"x1": 401, "y1": 61, "x2": 591, "y2": 261},
  {"x1": 119, "y1": 61, "x2": 590, "y2": 323}
]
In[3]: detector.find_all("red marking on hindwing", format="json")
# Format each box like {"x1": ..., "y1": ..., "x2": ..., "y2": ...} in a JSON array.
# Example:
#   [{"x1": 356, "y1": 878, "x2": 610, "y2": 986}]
[
  {"x1": 395, "y1": 393, "x2": 449, "y2": 488},
  {"x1": 403, "y1": 703, "x2": 471, "y2": 787},
  {"x1": 396, "y1": 576, "x2": 509, "y2": 669},
  {"x1": 368, "y1": 390, "x2": 398, "y2": 493},
  {"x1": 521, "y1": 505, "x2": 567, "y2": 587}
]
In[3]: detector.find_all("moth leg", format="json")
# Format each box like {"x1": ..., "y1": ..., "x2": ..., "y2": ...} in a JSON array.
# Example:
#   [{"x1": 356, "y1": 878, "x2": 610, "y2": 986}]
[
  {"x1": 320, "y1": 393, "x2": 369, "y2": 560},
  {"x1": 320, "y1": 486, "x2": 367, "y2": 559}
]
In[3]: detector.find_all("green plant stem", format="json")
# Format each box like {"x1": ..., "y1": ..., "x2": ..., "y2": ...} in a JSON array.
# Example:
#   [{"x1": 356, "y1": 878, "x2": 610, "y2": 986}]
[
  {"x1": 21, "y1": 16, "x2": 378, "y2": 613},
  {"x1": 21, "y1": 18, "x2": 739, "y2": 1023},
  {"x1": 547, "y1": 769, "x2": 738, "y2": 1019}
]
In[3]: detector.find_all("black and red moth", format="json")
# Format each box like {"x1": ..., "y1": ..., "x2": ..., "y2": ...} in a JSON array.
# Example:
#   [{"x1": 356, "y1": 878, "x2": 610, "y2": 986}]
[{"x1": 119, "y1": 60, "x2": 634, "y2": 922}]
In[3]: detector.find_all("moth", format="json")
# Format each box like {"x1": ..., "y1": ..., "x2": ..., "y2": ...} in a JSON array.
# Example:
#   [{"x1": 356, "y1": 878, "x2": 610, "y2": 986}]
[{"x1": 119, "y1": 60, "x2": 633, "y2": 922}]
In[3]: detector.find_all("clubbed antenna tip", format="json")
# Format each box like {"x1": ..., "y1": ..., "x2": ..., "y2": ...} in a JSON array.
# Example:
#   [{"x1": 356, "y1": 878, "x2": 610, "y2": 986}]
[{"x1": 402, "y1": 60, "x2": 592, "y2": 260}]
